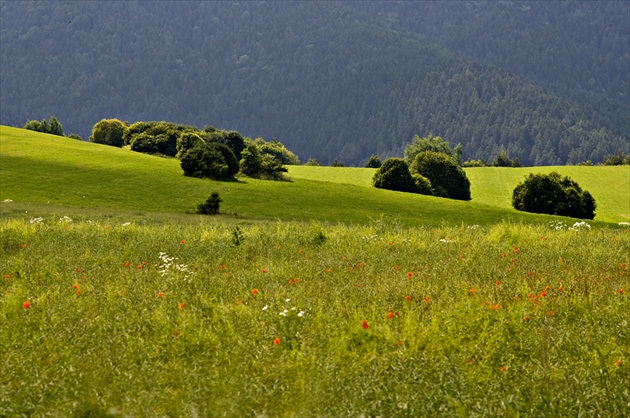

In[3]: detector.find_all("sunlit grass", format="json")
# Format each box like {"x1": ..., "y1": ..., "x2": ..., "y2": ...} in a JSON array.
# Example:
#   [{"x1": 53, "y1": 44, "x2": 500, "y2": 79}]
[{"x1": 1, "y1": 217, "x2": 628, "y2": 416}]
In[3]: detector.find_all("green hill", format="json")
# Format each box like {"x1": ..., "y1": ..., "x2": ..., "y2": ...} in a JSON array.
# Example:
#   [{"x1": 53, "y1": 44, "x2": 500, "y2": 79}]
[
  {"x1": 288, "y1": 165, "x2": 630, "y2": 224},
  {"x1": 1, "y1": 126, "x2": 627, "y2": 226}
]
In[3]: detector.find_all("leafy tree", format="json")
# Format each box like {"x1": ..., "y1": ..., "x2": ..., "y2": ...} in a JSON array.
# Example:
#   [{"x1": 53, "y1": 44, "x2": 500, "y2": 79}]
[
  {"x1": 130, "y1": 133, "x2": 159, "y2": 154},
  {"x1": 365, "y1": 155, "x2": 382, "y2": 168},
  {"x1": 512, "y1": 172, "x2": 596, "y2": 219},
  {"x1": 239, "y1": 143, "x2": 287, "y2": 180},
  {"x1": 404, "y1": 135, "x2": 457, "y2": 164},
  {"x1": 90, "y1": 119, "x2": 126, "y2": 147},
  {"x1": 304, "y1": 158, "x2": 322, "y2": 166},
  {"x1": 411, "y1": 173, "x2": 433, "y2": 195},
  {"x1": 410, "y1": 151, "x2": 471, "y2": 200},
  {"x1": 493, "y1": 150, "x2": 522, "y2": 167},
  {"x1": 48, "y1": 116, "x2": 64, "y2": 136},
  {"x1": 180, "y1": 142, "x2": 238, "y2": 180},
  {"x1": 602, "y1": 150, "x2": 630, "y2": 165},
  {"x1": 176, "y1": 132, "x2": 204, "y2": 159},
  {"x1": 23, "y1": 116, "x2": 64, "y2": 136},
  {"x1": 67, "y1": 133, "x2": 83, "y2": 140},
  {"x1": 372, "y1": 158, "x2": 418, "y2": 193},
  {"x1": 254, "y1": 137, "x2": 300, "y2": 165},
  {"x1": 331, "y1": 160, "x2": 345, "y2": 167},
  {"x1": 197, "y1": 192, "x2": 222, "y2": 215},
  {"x1": 462, "y1": 159, "x2": 486, "y2": 167}
]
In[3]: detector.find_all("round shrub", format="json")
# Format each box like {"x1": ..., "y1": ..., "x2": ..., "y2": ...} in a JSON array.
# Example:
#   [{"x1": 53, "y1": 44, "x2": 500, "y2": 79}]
[
  {"x1": 512, "y1": 172, "x2": 596, "y2": 219},
  {"x1": 372, "y1": 158, "x2": 417, "y2": 193},
  {"x1": 412, "y1": 173, "x2": 433, "y2": 195},
  {"x1": 180, "y1": 143, "x2": 238, "y2": 180},
  {"x1": 90, "y1": 118, "x2": 126, "y2": 147},
  {"x1": 410, "y1": 151, "x2": 471, "y2": 200},
  {"x1": 197, "y1": 192, "x2": 222, "y2": 215}
]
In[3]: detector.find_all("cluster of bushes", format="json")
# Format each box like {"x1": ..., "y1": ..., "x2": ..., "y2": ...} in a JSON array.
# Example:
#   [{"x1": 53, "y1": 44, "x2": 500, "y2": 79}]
[
  {"x1": 373, "y1": 135, "x2": 471, "y2": 200},
  {"x1": 23, "y1": 116, "x2": 82, "y2": 140},
  {"x1": 512, "y1": 172, "x2": 596, "y2": 219},
  {"x1": 89, "y1": 119, "x2": 299, "y2": 181}
]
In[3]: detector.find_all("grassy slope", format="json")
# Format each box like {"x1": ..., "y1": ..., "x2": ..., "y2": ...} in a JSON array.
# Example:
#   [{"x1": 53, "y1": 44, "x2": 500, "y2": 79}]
[
  {"x1": 0, "y1": 125, "x2": 578, "y2": 227},
  {"x1": 289, "y1": 164, "x2": 630, "y2": 223}
]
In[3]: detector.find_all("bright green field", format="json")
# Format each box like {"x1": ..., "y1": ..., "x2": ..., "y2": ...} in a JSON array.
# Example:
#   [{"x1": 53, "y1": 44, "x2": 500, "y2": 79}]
[
  {"x1": 1, "y1": 125, "x2": 627, "y2": 227},
  {"x1": 1, "y1": 126, "x2": 629, "y2": 416},
  {"x1": 288, "y1": 165, "x2": 630, "y2": 224}
]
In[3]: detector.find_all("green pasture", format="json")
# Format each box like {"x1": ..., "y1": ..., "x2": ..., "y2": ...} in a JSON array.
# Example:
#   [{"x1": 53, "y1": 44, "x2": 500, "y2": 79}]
[
  {"x1": 288, "y1": 165, "x2": 630, "y2": 224},
  {"x1": 1, "y1": 126, "x2": 627, "y2": 227},
  {"x1": 1, "y1": 218, "x2": 628, "y2": 416},
  {"x1": 1, "y1": 126, "x2": 629, "y2": 416}
]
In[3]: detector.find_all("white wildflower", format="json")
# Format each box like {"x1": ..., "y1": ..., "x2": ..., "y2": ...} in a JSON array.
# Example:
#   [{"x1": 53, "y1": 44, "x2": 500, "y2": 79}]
[
  {"x1": 619, "y1": 222, "x2": 630, "y2": 227},
  {"x1": 297, "y1": 311, "x2": 305, "y2": 317},
  {"x1": 121, "y1": 222, "x2": 131, "y2": 227},
  {"x1": 58, "y1": 216, "x2": 72, "y2": 223},
  {"x1": 262, "y1": 305, "x2": 268, "y2": 311},
  {"x1": 30, "y1": 217, "x2": 44, "y2": 224},
  {"x1": 569, "y1": 221, "x2": 591, "y2": 231},
  {"x1": 2, "y1": 199, "x2": 13, "y2": 203}
]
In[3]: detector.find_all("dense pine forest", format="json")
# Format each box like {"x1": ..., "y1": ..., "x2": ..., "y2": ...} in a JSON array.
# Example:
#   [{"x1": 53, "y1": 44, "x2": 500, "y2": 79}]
[{"x1": 1, "y1": 1, "x2": 628, "y2": 166}]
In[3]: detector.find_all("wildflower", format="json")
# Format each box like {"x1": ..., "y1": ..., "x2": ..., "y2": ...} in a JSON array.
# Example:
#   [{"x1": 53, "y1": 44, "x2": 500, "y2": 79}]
[
  {"x1": 495, "y1": 281, "x2": 501, "y2": 286},
  {"x1": 4, "y1": 274, "x2": 10, "y2": 279},
  {"x1": 362, "y1": 320, "x2": 369, "y2": 329},
  {"x1": 279, "y1": 310, "x2": 288, "y2": 317},
  {"x1": 469, "y1": 288, "x2": 477, "y2": 294},
  {"x1": 273, "y1": 337, "x2": 281, "y2": 345},
  {"x1": 423, "y1": 297, "x2": 430, "y2": 303},
  {"x1": 157, "y1": 292, "x2": 163, "y2": 298},
  {"x1": 620, "y1": 289, "x2": 625, "y2": 295},
  {"x1": 407, "y1": 272, "x2": 413, "y2": 278},
  {"x1": 297, "y1": 311, "x2": 305, "y2": 317},
  {"x1": 298, "y1": 249, "x2": 303, "y2": 254},
  {"x1": 615, "y1": 359, "x2": 622, "y2": 367},
  {"x1": 76, "y1": 289, "x2": 81, "y2": 295},
  {"x1": 136, "y1": 265, "x2": 142, "y2": 269},
  {"x1": 277, "y1": 245, "x2": 281, "y2": 250},
  {"x1": 501, "y1": 365, "x2": 507, "y2": 372},
  {"x1": 405, "y1": 295, "x2": 411, "y2": 301},
  {"x1": 179, "y1": 303, "x2": 185, "y2": 309},
  {"x1": 523, "y1": 316, "x2": 529, "y2": 322},
  {"x1": 502, "y1": 253, "x2": 507, "y2": 258},
  {"x1": 72, "y1": 284, "x2": 79, "y2": 289},
  {"x1": 288, "y1": 279, "x2": 293, "y2": 284},
  {"x1": 252, "y1": 288, "x2": 259, "y2": 295},
  {"x1": 124, "y1": 262, "x2": 130, "y2": 267},
  {"x1": 221, "y1": 265, "x2": 226, "y2": 269},
  {"x1": 21, "y1": 244, "x2": 26, "y2": 249},
  {"x1": 23, "y1": 301, "x2": 30, "y2": 309},
  {"x1": 261, "y1": 269, "x2": 267, "y2": 273},
  {"x1": 262, "y1": 305, "x2": 268, "y2": 311},
  {"x1": 180, "y1": 239, "x2": 185, "y2": 245},
  {"x1": 547, "y1": 310, "x2": 554, "y2": 315},
  {"x1": 513, "y1": 246, "x2": 519, "y2": 254},
  {"x1": 387, "y1": 312, "x2": 394, "y2": 319}
]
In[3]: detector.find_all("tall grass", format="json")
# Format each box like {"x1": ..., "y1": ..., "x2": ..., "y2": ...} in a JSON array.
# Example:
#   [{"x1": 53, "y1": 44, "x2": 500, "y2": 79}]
[{"x1": 1, "y1": 216, "x2": 628, "y2": 416}]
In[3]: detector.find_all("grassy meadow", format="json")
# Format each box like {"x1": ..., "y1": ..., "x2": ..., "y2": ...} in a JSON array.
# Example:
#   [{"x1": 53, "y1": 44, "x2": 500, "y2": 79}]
[{"x1": 1, "y1": 126, "x2": 629, "y2": 416}]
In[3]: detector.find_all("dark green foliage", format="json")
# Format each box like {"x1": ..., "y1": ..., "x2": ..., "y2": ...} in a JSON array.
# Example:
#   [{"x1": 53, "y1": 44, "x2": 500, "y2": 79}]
[
  {"x1": 493, "y1": 150, "x2": 522, "y2": 167},
  {"x1": 462, "y1": 159, "x2": 486, "y2": 167},
  {"x1": 365, "y1": 155, "x2": 382, "y2": 168},
  {"x1": 124, "y1": 121, "x2": 195, "y2": 157},
  {"x1": 129, "y1": 133, "x2": 159, "y2": 154},
  {"x1": 23, "y1": 116, "x2": 64, "y2": 136},
  {"x1": 67, "y1": 133, "x2": 83, "y2": 140},
  {"x1": 602, "y1": 150, "x2": 630, "y2": 166},
  {"x1": 176, "y1": 132, "x2": 204, "y2": 159},
  {"x1": 404, "y1": 135, "x2": 456, "y2": 164},
  {"x1": 331, "y1": 160, "x2": 345, "y2": 167},
  {"x1": 180, "y1": 143, "x2": 238, "y2": 180},
  {"x1": 239, "y1": 144, "x2": 287, "y2": 180},
  {"x1": 90, "y1": 119, "x2": 126, "y2": 147},
  {"x1": 231, "y1": 226, "x2": 245, "y2": 246},
  {"x1": 304, "y1": 158, "x2": 322, "y2": 166},
  {"x1": 197, "y1": 192, "x2": 222, "y2": 215},
  {"x1": 411, "y1": 173, "x2": 433, "y2": 196},
  {"x1": 512, "y1": 172, "x2": 596, "y2": 219},
  {"x1": 410, "y1": 151, "x2": 471, "y2": 200},
  {"x1": 2, "y1": 2, "x2": 627, "y2": 165},
  {"x1": 372, "y1": 158, "x2": 418, "y2": 193},
  {"x1": 255, "y1": 138, "x2": 300, "y2": 165}
]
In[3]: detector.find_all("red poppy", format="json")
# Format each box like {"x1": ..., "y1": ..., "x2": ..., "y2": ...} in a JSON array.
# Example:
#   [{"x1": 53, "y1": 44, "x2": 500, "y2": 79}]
[
  {"x1": 501, "y1": 365, "x2": 507, "y2": 372},
  {"x1": 620, "y1": 289, "x2": 625, "y2": 295},
  {"x1": 362, "y1": 320, "x2": 369, "y2": 329},
  {"x1": 273, "y1": 337, "x2": 281, "y2": 345},
  {"x1": 179, "y1": 303, "x2": 185, "y2": 309},
  {"x1": 124, "y1": 262, "x2": 130, "y2": 267},
  {"x1": 252, "y1": 288, "x2": 259, "y2": 295},
  {"x1": 405, "y1": 295, "x2": 411, "y2": 301},
  {"x1": 423, "y1": 297, "x2": 430, "y2": 303},
  {"x1": 22, "y1": 301, "x2": 30, "y2": 309},
  {"x1": 407, "y1": 272, "x2": 413, "y2": 278},
  {"x1": 180, "y1": 240, "x2": 185, "y2": 245},
  {"x1": 615, "y1": 359, "x2": 622, "y2": 367},
  {"x1": 387, "y1": 312, "x2": 394, "y2": 319},
  {"x1": 157, "y1": 292, "x2": 164, "y2": 298}
]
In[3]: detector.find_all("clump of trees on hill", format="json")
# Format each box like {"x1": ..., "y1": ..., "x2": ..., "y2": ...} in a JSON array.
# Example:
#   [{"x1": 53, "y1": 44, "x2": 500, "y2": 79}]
[
  {"x1": 512, "y1": 172, "x2": 596, "y2": 219},
  {"x1": 88, "y1": 119, "x2": 298, "y2": 181},
  {"x1": 373, "y1": 135, "x2": 471, "y2": 201},
  {"x1": 23, "y1": 116, "x2": 64, "y2": 137}
]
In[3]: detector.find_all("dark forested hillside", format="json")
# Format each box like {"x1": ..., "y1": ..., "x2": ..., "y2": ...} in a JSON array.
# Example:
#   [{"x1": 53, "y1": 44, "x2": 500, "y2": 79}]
[{"x1": 1, "y1": 1, "x2": 627, "y2": 166}]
